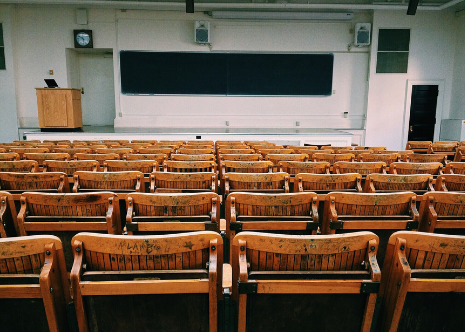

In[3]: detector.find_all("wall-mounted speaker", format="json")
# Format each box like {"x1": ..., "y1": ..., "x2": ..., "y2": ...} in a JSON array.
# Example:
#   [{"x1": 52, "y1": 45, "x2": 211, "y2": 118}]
[
  {"x1": 195, "y1": 21, "x2": 210, "y2": 44},
  {"x1": 354, "y1": 23, "x2": 371, "y2": 47}
]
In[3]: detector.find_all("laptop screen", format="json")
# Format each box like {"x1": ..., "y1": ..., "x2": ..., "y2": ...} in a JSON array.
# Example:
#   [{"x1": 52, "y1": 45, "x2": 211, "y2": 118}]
[{"x1": 44, "y1": 79, "x2": 59, "y2": 88}]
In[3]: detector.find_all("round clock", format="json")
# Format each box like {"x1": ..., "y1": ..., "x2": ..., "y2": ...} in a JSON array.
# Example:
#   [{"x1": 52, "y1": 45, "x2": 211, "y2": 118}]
[{"x1": 74, "y1": 30, "x2": 93, "y2": 48}]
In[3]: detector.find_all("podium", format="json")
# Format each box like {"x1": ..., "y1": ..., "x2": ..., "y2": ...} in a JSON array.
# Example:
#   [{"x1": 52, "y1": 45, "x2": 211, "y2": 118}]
[{"x1": 36, "y1": 88, "x2": 83, "y2": 130}]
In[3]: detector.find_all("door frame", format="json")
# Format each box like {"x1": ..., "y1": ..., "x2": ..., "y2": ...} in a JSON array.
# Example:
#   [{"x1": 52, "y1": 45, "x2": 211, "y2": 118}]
[{"x1": 402, "y1": 79, "x2": 445, "y2": 148}]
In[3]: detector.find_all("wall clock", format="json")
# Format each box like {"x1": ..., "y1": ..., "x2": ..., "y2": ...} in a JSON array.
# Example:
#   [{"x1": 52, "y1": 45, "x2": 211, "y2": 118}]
[{"x1": 74, "y1": 30, "x2": 93, "y2": 48}]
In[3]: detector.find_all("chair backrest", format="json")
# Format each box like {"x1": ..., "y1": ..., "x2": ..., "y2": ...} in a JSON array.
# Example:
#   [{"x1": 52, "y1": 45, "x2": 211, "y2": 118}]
[
  {"x1": 218, "y1": 154, "x2": 263, "y2": 162},
  {"x1": 163, "y1": 160, "x2": 217, "y2": 173},
  {"x1": 258, "y1": 148, "x2": 294, "y2": 157},
  {"x1": 71, "y1": 231, "x2": 222, "y2": 332},
  {"x1": 320, "y1": 145, "x2": 353, "y2": 151},
  {"x1": 265, "y1": 153, "x2": 309, "y2": 165},
  {"x1": 95, "y1": 148, "x2": 133, "y2": 158},
  {"x1": 418, "y1": 192, "x2": 465, "y2": 233},
  {"x1": 0, "y1": 235, "x2": 70, "y2": 332},
  {"x1": 23, "y1": 152, "x2": 71, "y2": 166},
  {"x1": 171, "y1": 154, "x2": 215, "y2": 161},
  {"x1": 379, "y1": 231, "x2": 465, "y2": 332},
  {"x1": 231, "y1": 231, "x2": 380, "y2": 332},
  {"x1": 9, "y1": 147, "x2": 50, "y2": 159},
  {"x1": 453, "y1": 146, "x2": 465, "y2": 162},
  {"x1": 445, "y1": 161, "x2": 465, "y2": 174},
  {"x1": 286, "y1": 145, "x2": 318, "y2": 153},
  {"x1": 354, "y1": 146, "x2": 387, "y2": 152},
  {"x1": 221, "y1": 161, "x2": 273, "y2": 177},
  {"x1": 0, "y1": 152, "x2": 20, "y2": 161},
  {"x1": 103, "y1": 160, "x2": 159, "y2": 173},
  {"x1": 73, "y1": 171, "x2": 144, "y2": 193},
  {"x1": 223, "y1": 172, "x2": 290, "y2": 197},
  {"x1": 177, "y1": 148, "x2": 214, "y2": 155},
  {"x1": 390, "y1": 161, "x2": 444, "y2": 175},
  {"x1": 334, "y1": 161, "x2": 387, "y2": 175},
  {"x1": 278, "y1": 161, "x2": 330, "y2": 175},
  {"x1": 358, "y1": 153, "x2": 400, "y2": 165},
  {"x1": 0, "y1": 191, "x2": 17, "y2": 237},
  {"x1": 435, "y1": 174, "x2": 465, "y2": 191},
  {"x1": 217, "y1": 149, "x2": 253, "y2": 155},
  {"x1": 74, "y1": 153, "x2": 119, "y2": 166},
  {"x1": 405, "y1": 141, "x2": 432, "y2": 152},
  {"x1": 294, "y1": 173, "x2": 363, "y2": 193},
  {"x1": 123, "y1": 153, "x2": 168, "y2": 165},
  {"x1": 0, "y1": 172, "x2": 69, "y2": 193},
  {"x1": 405, "y1": 153, "x2": 447, "y2": 164},
  {"x1": 313, "y1": 153, "x2": 355, "y2": 164},
  {"x1": 43, "y1": 160, "x2": 100, "y2": 175},
  {"x1": 0, "y1": 160, "x2": 39, "y2": 173},
  {"x1": 137, "y1": 147, "x2": 175, "y2": 158},
  {"x1": 337, "y1": 149, "x2": 374, "y2": 156},
  {"x1": 126, "y1": 192, "x2": 220, "y2": 234},
  {"x1": 52, "y1": 147, "x2": 92, "y2": 154},
  {"x1": 150, "y1": 171, "x2": 218, "y2": 193},
  {"x1": 365, "y1": 174, "x2": 434, "y2": 193},
  {"x1": 428, "y1": 141, "x2": 458, "y2": 153}
]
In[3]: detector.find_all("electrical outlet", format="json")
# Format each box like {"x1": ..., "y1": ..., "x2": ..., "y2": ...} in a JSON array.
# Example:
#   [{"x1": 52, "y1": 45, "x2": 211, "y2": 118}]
[
  {"x1": 49, "y1": 70, "x2": 54, "y2": 75},
  {"x1": 343, "y1": 112, "x2": 348, "y2": 118}
]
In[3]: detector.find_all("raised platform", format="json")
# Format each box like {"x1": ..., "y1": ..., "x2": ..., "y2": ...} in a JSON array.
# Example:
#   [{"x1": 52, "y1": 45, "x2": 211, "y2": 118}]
[{"x1": 23, "y1": 126, "x2": 354, "y2": 146}]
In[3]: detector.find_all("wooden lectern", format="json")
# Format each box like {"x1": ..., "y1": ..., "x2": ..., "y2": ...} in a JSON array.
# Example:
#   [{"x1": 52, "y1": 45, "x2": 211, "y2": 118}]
[{"x1": 36, "y1": 88, "x2": 83, "y2": 130}]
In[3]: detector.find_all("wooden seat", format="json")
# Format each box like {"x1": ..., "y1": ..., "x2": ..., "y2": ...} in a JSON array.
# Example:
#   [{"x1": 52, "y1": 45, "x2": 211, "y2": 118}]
[
  {"x1": 405, "y1": 141, "x2": 432, "y2": 153},
  {"x1": 453, "y1": 146, "x2": 465, "y2": 162},
  {"x1": 103, "y1": 160, "x2": 158, "y2": 174},
  {"x1": 186, "y1": 140, "x2": 215, "y2": 145},
  {"x1": 313, "y1": 153, "x2": 355, "y2": 164},
  {"x1": 390, "y1": 161, "x2": 444, "y2": 175},
  {"x1": 75, "y1": 153, "x2": 119, "y2": 166},
  {"x1": 418, "y1": 192, "x2": 465, "y2": 233},
  {"x1": 223, "y1": 172, "x2": 290, "y2": 197},
  {"x1": 358, "y1": 153, "x2": 400, "y2": 166},
  {"x1": 164, "y1": 160, "x2": 217, "y2": 173},
  {"x1": 87, "y1": 145, "x2": 108, "y2": 153},
  {"x1": 23, "y1": 152, "x2": 71, "y2": 167},
  {"x1": 405, "y1": 153, "x2": 447, "y2": 164},
  {"x1": 334, "y1": 161, "x2": 387, "y2": 175},
  {"x1": 428, "y1": 141, "x2": 458, "y2": 156},
  {"x1": 130, "y1": 139, "x2": 158, "y2": 144},
  {"x1": 286, "y1": 145, "x2": 318, "y2": 152},
  {"x1": 0, "y1": 160, "x2": 39, "y2": 173},
  {"x1": 181, "y1": 144, "x2": 214, "y2": 150},
  {"x1": 137, "y1": 147, "x2": 175, "y2": 158},
  {"x1": 319, "y1": 145, "x2": 353, "y2": 151},
  {"x1": 123, "y1": 153, "x2": 168, "y2": 165},
  {"x1": 178, "y1": 148, "x2": 215, "y2": 155},
  {"x1": 221, "y1": 160, "x2": 272, "y2": 176},
  {"x1": 321, "y1": 192, "x2": 419, "y2": 266},
  {"x1": 171, "y1": 154, "x2": 216, "y2": 161},
  {"x1": 257, "y1": 149, "x2": 293, "y2": 158},
  {"x1": 337, "y1": 149, "x2": 374, "y2": 157},
  {"x1": 101, "y1": 139, "x2": 130, "y2": 144},
  {"x1": 231, "y1": 231, "x2": 380, "y2": 332},
  {"x1": 354, "y1": 146, "x2": 387, "y2": 152},
  {"x1": 278, "y1": 161, "x2": 330, "y2": 175},
  {"x1": 0, "y1": 191, "x2": 17, "y2": 237},
  {"x1": 378, "y1": 231, "x2": 465, "y2": 332},
  {"x1": 95, "y1": 148, "x2": 133, "y2": 158},
  {"x1": 73, "y1": 171, "x2": 144, "y2": 193},
  {"x1": 17, "y1": 192, "x2": 121, "y2": 269},
  {"x1": 150, "y1": 171, "x2": 218, "y2": 193},
  {"x1": 0, "y1": 152, "x2": 20, "y2": 161},
  {"x1": 43, "y1": 160, "x2": 100, "y2": 175},
  {"x1": 435, "y1": 174, "x2": 465, "y2": 191},
  {"x1": 218, "y1": 154, "x2": 263, "y2": 162},
  {"x1": 444, "y1": 161, "x2": 465, "y2": 174},
  {"x1": 126, "y1": 192, "x2": 220, "y2": 233},
  {"x1": 265, "y1": 153, "x2": 309, "y2": 166},
  {"x1": 9, "y1": 147, "x2": 50, "y2": 159},
  {"x1": 0, "y1": 235, "x2": 70, "y2": 332},
  {"x1": 52, "y1": 147, "x2": 92, "y2": 155},
  {"x1": 0, "y1": 172, "x2": 69, "y2": 194},
  {"x1": 294, "y1": 173, "x2": 363, "y2": 193},
  {"x1": 365, "y1": 174, "x2": 434, "y2": 194},
  {"x1": 217, "y1": 149, "x2": 253, "y2": 155},
  {"x1": 71, "y1": 231, "x2": 222, "y2": 332}
]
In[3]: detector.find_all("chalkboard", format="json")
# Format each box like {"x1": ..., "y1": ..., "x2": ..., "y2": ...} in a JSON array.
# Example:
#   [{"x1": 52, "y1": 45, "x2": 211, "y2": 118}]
[{"x1": 120, "y1": 51, "x2": 333, "y2": 96}]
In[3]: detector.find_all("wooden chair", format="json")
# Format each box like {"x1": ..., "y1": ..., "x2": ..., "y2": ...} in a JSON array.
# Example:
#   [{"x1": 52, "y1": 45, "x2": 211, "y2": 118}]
[
  {"x1": 163, "y1": 158, "x2": 217, "y2": 171},
  {"x1": 101, "y1": 139, "x2": 130, "y2": 144},
  {"x1": 286, "y1": 146, "x2": 318, "y2": 153},
  {"x1": 171, "y1": 154, "x2": 215, "y2": 161},
  {"x1": 74, "y1": 153, "x2": 119, "y2": 166},
  {"x1": 43, "y1": 160, "x2": 100, "y2": 175},
  {"x1": 0, "y1": 191, "x2": 17, "y2": 237},
  {"x1": 364, "y1": 174, "x2": 434, "y2": 194},
  {"x1": 231, "y1": 231, "x2": 380, "y2": 332},
  {"x1": 86, "y1": 145, "x2": 108, "y2": 153},
  {"x1": 186, "y1": 140, "x2": 215, "y2": 145},
  {"x1": 130, "y1": 139, "x2": 158, "y2": 144},
  {"x1": 257, "y1": 149, "x2": 293, "y2": 158},
  {"x1": 52, "y1": 147, "x2": 92, "y2": 155},
  {"x1": 0, "y1": 172, "x2": 69, "y2": 194},
  {"x1": 319, "y1": 145, "x2": 353, "y2": 151},
  {"x1": 124, "y1": 153, "x2": 168, "y2": 165},
  {"x1": 150, "y1": 172, "x2": 218, "y2": 193},
  {"x1": 378, "y1": 231, "x2": 465, "y2": 332},
  {"x1": 218, "y1": 154, "x2": 263, "y2": 162},
  {"x1": 418, "y1": 192, "x2": 465, "y2": 233},
  {"x1": 178, "y1": 148, "x2": 215, "y2": 155},
  {"x1": 453, "y1": 146, "x2": 465, "y2": 162},
  {"x1": 9, "y1": 147, "x2": 50, "y2": 159},
  {"x1": 17, "y1": 192, "x2": 121, "y2": 269},
  {"x1": 379, "y1": 150, "x2": 414, "y2": 161},
  {"x1": 444, "y1": 161, "x2": 465, "y2": 174},
  {"x1": 73, "y1": 171, "x2": 144, "y2": 193},
  {"x1": 337, "y1": 149, "x2": 374, "y2": 157},
  {"x1": 265, "y1": 153, "x2": 309, "y2": 167},
  {"x1": 333, "y1": 161, "x2": 387, "y2": 176},
  {"x1": 126, "y1": 192, "x2": 220, "y2": 234},
  {"x1": 0, "y1": 235, "x2": 70, "y2": 332},
  {"x1": 390, "y1": 161, "x2": 444, "y2": 175},
  {"x1": 313, "y1": 153, "x2": 355, "y2": 164},
  {"x1": 223, "y1": 173, "x2": 290, "y2": 198},
  {"x1": 435, "y1": 174, "x2": 465, "y2": 191},
  {"x1": 428, "y1": 141, "x2": 458, "y2": 158},
  {"x1": 71, "y1": 231, "x2": 222, "y2": 332},
  {"x1": 23, "y1": 152, "x2": 71, "y2": 167},
  {"x1": 181, "y1": 144, "x2": 214, "y2": 150},
  {"x1": 358, "y1": 153, "x2": 400, "y2": 166},
  {"x1": 405, "y1": 141, "x2": 432, "y2": 153},
  {"x1": 217, "y1": 149, "x2": 253, "y2": 155},
  {"x1": 0, "y1": 148, "x2": 5, "y2": 153},
  {"x1": 0, "y1": 160, "x2": 39, "y2": 173},
  {"x1": 278, "y1": 161, "x2": 330, "y2": 175},
  {"x1": 103, "y1": 160, "x2": 158, "y2": 174},
  {"x1": 220, "y1": 160, "x2": 272, "y2": 175},
  {"x1": 0, "y1": 152, "x2": 20, "y2": 161},
  {"x1": 405, "y1": 153, "x2": 448, "y2": 164},
  {"x1": 321, "y1": 192, "x2": 419, "y2": 266},
  {"x1": 294, "y1": 173, "x2": 363, "y2": 193},
  {"x1": 137, "y1": 147, "x2": 175, "y2": 158},
  {"x1": 95, "y1": 148, "x2": 133, "y2": 158},
  {"x1": 354, "y1": 146, "x2": 387, "y2": 152}
]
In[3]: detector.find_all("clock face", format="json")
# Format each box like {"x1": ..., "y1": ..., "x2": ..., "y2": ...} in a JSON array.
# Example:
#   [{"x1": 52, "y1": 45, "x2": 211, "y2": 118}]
[{"x1": 76, "y1": 32, "x2": 90, "y2": 46}]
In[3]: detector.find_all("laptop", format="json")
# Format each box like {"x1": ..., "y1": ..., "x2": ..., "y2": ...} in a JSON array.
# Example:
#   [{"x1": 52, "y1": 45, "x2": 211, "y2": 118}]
[{"x1": 44, "y1": 79, "x2": 59, "y2": 88}]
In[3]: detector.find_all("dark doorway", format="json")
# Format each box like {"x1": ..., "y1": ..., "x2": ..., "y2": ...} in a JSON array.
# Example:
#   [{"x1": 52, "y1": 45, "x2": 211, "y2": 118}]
[{"x1": 407, "y1": 85, "x2": 439, "y2": 141}]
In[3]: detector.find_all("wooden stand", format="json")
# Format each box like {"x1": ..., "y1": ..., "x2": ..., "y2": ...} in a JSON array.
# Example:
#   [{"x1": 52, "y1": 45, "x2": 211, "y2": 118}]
[{"x1": 36, "y1": 88, "x2": 82, "y2": 130}]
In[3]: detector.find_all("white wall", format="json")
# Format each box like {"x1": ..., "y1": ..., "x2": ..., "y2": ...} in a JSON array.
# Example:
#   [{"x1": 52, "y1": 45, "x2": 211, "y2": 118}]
[
  {"x1": 365, "y1": 10, "x2": 456, "y2": 150},
  {"x1": 0, "y1": 5, "x2": 19, "y2": 141},
  {"x1": 450, "y1": 12, "x2": 465, "y2": 119}
]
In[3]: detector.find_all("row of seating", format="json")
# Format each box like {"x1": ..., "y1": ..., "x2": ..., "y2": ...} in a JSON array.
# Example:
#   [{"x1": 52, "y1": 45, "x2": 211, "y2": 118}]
[{"x1": 2, "y1": 230, "x2": 464, "y2": 332}]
